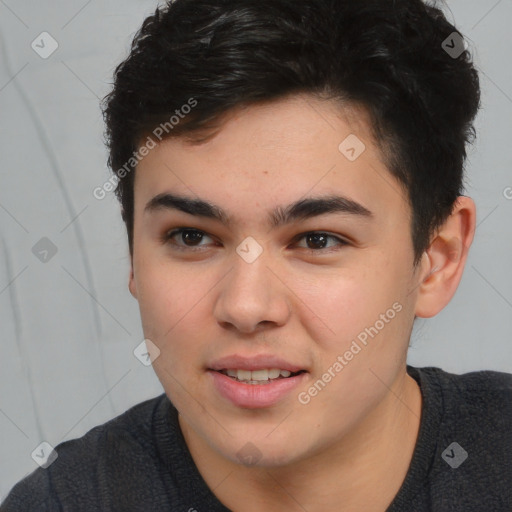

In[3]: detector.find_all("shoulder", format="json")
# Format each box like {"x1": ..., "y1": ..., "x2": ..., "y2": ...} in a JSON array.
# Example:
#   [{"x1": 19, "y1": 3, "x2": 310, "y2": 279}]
[
  {"x1": 412, "y1": 365, "x2": 512, "y2": 443},
  {"x1": 420, "y1": 365, "x2": 512, "y2": 421},
  {"x1": 0, "y1": 394, "x2": 168, "y2": 511},
  {"x1": 408, "y1": 365, "x2": 512, "y2": 510}
]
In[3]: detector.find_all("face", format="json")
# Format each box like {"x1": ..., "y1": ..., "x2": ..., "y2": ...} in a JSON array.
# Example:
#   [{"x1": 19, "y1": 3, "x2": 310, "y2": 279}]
[{"x1": 129, "y1": 95, "x2": 425, "y2": 467}]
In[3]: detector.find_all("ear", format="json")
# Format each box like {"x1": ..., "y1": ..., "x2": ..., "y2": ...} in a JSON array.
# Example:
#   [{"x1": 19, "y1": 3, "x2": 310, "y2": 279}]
[
  {"x1": 128, "y1": 260, "x2": 138, "y2": 299},
  {"x1": 414, "y1": 196, "x2": 476, "y2": 318}
]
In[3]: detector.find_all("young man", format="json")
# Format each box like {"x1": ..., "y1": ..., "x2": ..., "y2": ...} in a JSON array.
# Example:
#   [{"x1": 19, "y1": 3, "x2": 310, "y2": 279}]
[{"x1": 2, "y1": 0, "x2": 511, "y2": 510}]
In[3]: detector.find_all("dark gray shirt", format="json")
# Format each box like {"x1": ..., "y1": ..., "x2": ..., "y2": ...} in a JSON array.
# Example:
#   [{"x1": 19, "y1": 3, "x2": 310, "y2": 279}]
[{"x1": 2, "y1": 365, "x2": 511, "y2": 511}]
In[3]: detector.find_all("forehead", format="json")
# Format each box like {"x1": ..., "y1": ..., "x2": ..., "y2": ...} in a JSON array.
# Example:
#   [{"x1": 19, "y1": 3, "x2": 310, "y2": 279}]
[{"x1": 134, "y1": 95, "x2": 410, "y2": 228}]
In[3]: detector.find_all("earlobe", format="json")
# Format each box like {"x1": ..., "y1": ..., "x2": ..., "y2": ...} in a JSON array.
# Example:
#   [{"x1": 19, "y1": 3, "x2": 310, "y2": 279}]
[
  {"x1": 414, "y1": 196, "x2": 476, "y2": 318},
  {"x1": 129, "y1": 266, "x2": 138, "y2": 299}
]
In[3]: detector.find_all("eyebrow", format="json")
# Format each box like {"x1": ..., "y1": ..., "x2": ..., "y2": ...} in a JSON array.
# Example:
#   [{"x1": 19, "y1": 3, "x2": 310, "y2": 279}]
[{"x1": 144, "y1": 192, "x2": 373, "y2": 228}]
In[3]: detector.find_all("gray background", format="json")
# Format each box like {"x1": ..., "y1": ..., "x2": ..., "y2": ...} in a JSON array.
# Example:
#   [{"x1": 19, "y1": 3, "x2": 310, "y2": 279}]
[{"x1": 1, "y1": 0, "x2": 511, "y2": 499}]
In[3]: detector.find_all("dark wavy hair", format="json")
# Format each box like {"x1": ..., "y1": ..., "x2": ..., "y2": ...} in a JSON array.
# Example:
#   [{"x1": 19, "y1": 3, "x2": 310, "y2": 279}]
[{"x1": 102, "y1": 0, "x2": 480, "y2": 266}]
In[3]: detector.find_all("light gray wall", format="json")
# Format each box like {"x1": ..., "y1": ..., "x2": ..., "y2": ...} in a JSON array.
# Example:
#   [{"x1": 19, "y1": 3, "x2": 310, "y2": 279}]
[{"x1": 1, "y1": 0, "x2": 511, "y2": 499}]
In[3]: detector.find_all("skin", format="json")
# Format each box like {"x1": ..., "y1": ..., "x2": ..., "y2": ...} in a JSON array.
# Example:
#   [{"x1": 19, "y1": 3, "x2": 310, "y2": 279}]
[{"x1": 128, "y1": 94, "x2": 476, "y2": 511}]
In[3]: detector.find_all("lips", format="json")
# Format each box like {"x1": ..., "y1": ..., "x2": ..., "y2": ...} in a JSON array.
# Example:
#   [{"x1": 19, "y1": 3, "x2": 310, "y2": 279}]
[
  {"x1": 219, "y1": 368, "x2": 301, "y2": 383},
  {"x1": 209, "y1": 369, "x2": 307, "y2": 408},
  {"x1": 207, "y1": 354, "x2": 309, "y2": 408},
  {"x1": 208, "y1": 354, "x2": 306, "y2": 373}
]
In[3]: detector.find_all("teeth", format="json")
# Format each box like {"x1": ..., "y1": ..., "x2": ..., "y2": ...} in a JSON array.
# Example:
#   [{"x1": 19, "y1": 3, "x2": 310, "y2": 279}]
[
  {"x1": 251, "y1": 369, "x2": 270, "y2": 381},
  {"x1": 268, "y1": 369, "x2": 281, "y2": 379},
  {"x1": 222, "y1": 368, "x2": 297, "y2": 381},
  {"x1": 238, "y1": 369, "x2": 252, "y2": 381}
]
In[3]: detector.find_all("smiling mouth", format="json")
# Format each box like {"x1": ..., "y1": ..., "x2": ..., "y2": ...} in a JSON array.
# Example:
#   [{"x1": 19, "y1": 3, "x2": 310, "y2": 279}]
[{"x1": 215, "y1": 368, "x2": 307, "y2": 384}]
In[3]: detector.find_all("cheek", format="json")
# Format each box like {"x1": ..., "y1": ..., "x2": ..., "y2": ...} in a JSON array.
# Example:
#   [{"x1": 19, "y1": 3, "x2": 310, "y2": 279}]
[
  {"x1": 134, "y1": 258, "x2": 203, "y2": 339},
  {"x1": 294, "y1": 258, "x2": 413, "y2": 396},
  {"x1": 133, "y1": 262, "x2": 211, "y2": 399},
  {"x1": 294, "y1": 265, "x2": 393, "y2": 345},
  {"x1": 294, "y1": 272, "x2": 411, "y2": 425}
]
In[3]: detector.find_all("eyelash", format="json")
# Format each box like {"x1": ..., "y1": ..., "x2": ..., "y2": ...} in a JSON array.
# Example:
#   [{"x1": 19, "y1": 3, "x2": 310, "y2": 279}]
[{"x1": 161, "y1": 228, "x2": 349, "y2": 254}]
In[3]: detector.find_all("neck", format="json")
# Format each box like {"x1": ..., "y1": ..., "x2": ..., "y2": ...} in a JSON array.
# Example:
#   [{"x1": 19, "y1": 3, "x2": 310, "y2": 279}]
[{"x1": 179, "y1": 369, "x2": 422, "y2": 512}]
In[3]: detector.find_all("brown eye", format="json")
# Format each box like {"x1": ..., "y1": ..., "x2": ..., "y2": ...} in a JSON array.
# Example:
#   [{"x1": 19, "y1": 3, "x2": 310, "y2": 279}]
[
  {"x1": 163, "y1": 228, "x2": 215, "y2": 249},
  {"x1": 178, "y1": 229, "x2": 204, "y2": 246},
  {"x1": 294, "y1": 232, "x2": 348, "y2": 252},
  {"x1": 305, "y1": 233, "x2": 329, "y2": 250}
]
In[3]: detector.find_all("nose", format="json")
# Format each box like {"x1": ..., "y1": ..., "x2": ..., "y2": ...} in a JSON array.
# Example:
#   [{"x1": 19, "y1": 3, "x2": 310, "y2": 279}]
[{"x1": 213, "y1": 251, "x2": 291, "y2": 334}]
